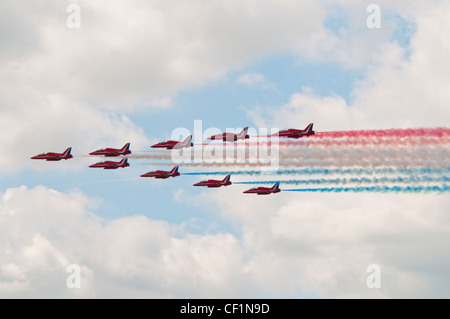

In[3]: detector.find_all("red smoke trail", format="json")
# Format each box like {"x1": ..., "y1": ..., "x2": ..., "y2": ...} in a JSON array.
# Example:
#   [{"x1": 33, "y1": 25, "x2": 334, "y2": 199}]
[
  {"x1": 249, "y1": 127, "x2": 450, "y2": 147},
  {"x1": 281, "y1": 137, "x2": 450, "y2": 147},
  {"x1": 314, "y1": 127, "x2": 450, "y2": 139}
]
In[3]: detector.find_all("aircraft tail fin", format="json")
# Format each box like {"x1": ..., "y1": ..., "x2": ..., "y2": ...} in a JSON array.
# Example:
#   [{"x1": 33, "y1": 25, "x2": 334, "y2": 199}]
[
  {"x1": 63, "y1": 147, "x2": 72, "y2": 156},
  {"x1": 303, "y1": 123, "x2": 313, "y2": 133},
  {"x1": 121, "y1": 143, "x2": 131, "y2": 152},
  {"x1": 238, "y1": 127, "x2": 249, "y2": 138},
  {"x1": 170, "y1": 166, "x2": 179, "y2": 173},
  {"x1": 182, "y1": 135, "x2": 192, "y2": 146},
  {"x1": 222, "y1": 174, "x2": 231, "y2": 183},
  {"x1": 272, "y1": 182, "x2": 280, "y2": 190}
]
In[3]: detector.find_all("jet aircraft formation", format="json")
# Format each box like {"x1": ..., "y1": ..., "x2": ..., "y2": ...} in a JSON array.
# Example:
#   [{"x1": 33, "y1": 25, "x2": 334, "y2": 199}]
[{"x1": 30, "y1": 124, "x2": 315, "y2": 195}]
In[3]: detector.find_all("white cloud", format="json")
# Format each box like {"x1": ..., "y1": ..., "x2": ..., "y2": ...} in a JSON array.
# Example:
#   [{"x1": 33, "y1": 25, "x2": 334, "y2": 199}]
[
  {"x1": 250, "y1": 1, "x2": 450, "y2": 130},
  {"x1": 0, "y1": 0, "x2": 328, "y2": 111},
  {"x1": 249, "y1": 87, "x2": 366, "y2": 131},
  {"x1": 0, "y1": 185, "x2": 249, "y2": 298},
  {"x1": 348, "y1": 1, "x2": 450, "y2": 128},
  {"x1": 0, "y1": 92, "x2": 149, "y2": 173},
  {"x1": 200, "y1": 187, "x2": 450, "y2": 298},
  {"x1": 236, "y1": 73, "x2": 274, "y2": 90},
  {"x1": 1, "y1": 181, "x2": 450, "y2": 297}
]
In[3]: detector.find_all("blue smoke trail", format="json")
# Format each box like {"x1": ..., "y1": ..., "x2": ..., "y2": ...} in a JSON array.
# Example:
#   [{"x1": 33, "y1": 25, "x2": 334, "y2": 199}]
[
  {"x1": 234, "y1": 176, "x2": 450, "y2": 185},
  {"x1": 181, "y1": 167, "x2": 450, "y2": 176},
  {"x1": 282, "y1": 184, "x2": 450, "y2": 193}
]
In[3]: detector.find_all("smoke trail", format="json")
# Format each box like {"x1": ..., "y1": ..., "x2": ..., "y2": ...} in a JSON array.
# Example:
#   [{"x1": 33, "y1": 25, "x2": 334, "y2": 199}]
[
  {"x1": 277, "y1": 144, "x2": 450, "y2": 159},
  {"x1": 87, "y1": 127, "x2": 450, "y2": 160},
  {"x1": 181, "y1": 167, "x2": 450, "y2": 176},
  {"x1": 234, "y1": 175, "x2": 450, "y2": 185},
  {"x1": 309, "y1": 127, "x2": 448, "y2": 140},
  {"x1": 124, "y1": 127, "x2": 450, "y2": 173},
  {"x1": 249, "y1": 138, "x2": 448, "y2": 150},
  {"x1": 279, "y1": 136, "x2": 450, "y2": 147},
  {"x1": 132, "y1": 142, "x2": 450, "y2": 168},
  {"x1": 283, "y1": 184, "x2": 450, "y2": 193},
  {"x1": 271, "y1": 145, "x2": 450, "y2": 170},
  {"x1": 244, "y1": 127, "x2": 450, "y2": 151},
  {"x1": 126, "y1": 153, "x2": 173, "y2": 160},
  {"x1": 140, "y1": 157, "x2": 450, "y2": 168},
  {"x1": 129, "y1": 143, "x2": 450, "y2": 160},
  {"x1": 320, "y1": 127, "x2": 449, "y2": 138},
  {"x1": 122, "y1": 128, "x2": 450, "y2": 171}
]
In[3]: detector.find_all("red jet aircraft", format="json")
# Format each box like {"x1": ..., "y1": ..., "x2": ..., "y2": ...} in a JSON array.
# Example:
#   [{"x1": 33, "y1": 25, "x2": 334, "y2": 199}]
[
  {"x1": 243, "y1": 182, "x2": 281, "y2": 195},
  {"x1": 275, "y1": 123, "x2": 315, "y2": 139},
  {"x1": 193, "y1": 175, "x2": 232, "y2": 188},
  {"x1": 151, "y1": 135, "x2": 193, "y2": 150},
  {"x1": 89, "y1": 158, "x2": 129, "y2": 169},
  {"x1": 89, "y1": 143, "x2": 131, "y2": 157},
  {"x1": 31, "y1": 147, "x2": 73, "y2": 161},
  {"x1": 140, "y1": 166, "x2": 180, "y2": 179},
  {"x1": 207, "y1": 127, "x2": 250, "y2": 142}
]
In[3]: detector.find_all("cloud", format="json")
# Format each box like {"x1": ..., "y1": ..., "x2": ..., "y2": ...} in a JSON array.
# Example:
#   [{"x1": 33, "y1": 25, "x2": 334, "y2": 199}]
[
  {"x1": 0, "y1": 185, "x2": 250, "y2": 298},
  {"x1": 200, "y1": 187, "x2": 450, "y2": 298},
  {"x1": 249, "y1": 87, "x2": 365, "y2": 131},
  {"x1": 297, "y1": 0, "x2": 435, "y2": 69},
  {"x1": 249, "y1": 1, "x2": 450, "y2": 130},
  {"x1": 1, "y1": 177, "x2": 450, "y2": 297},
  {"x1": 0, "y1": 92, "x2": 149, "y2": 173},
  {"x1": 348, "y1": 1, "x2": 450, "y2": 128},
  {"x1": 0, "y1": 0, "x2": 329, "y2": 111},
  {"x1": 236, "y1": 72, "x2": 274, "y2": 90}
]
